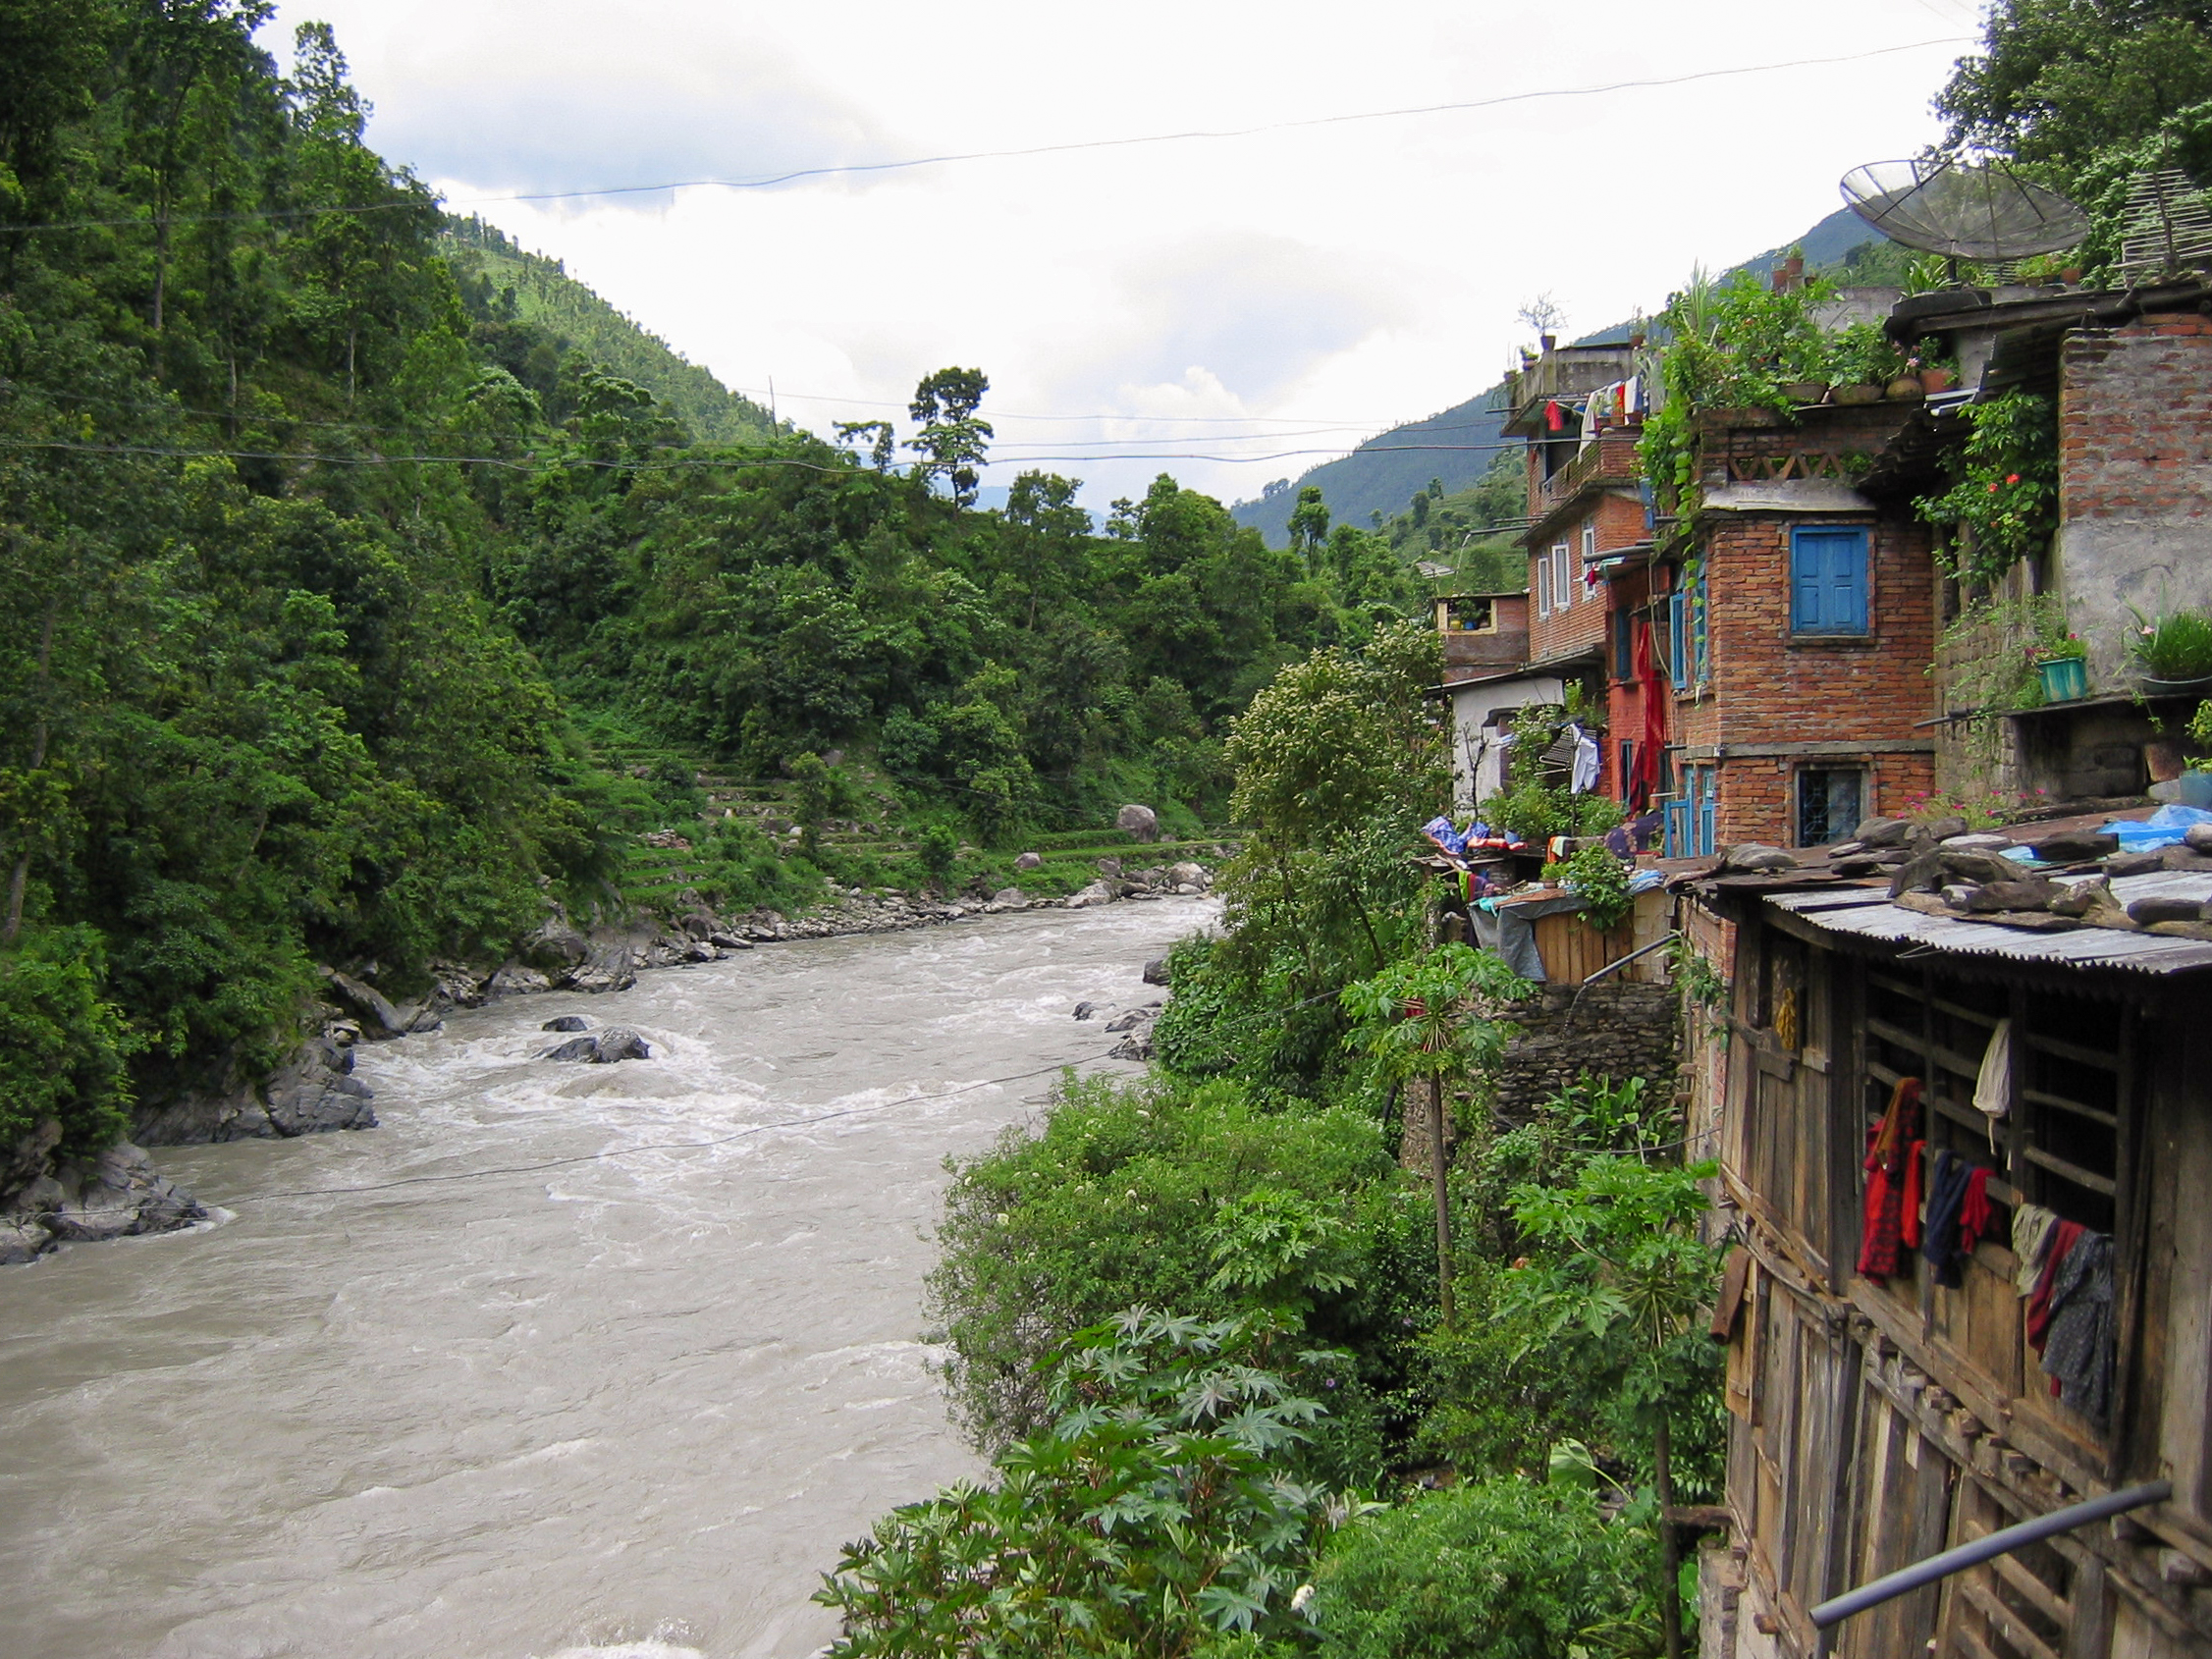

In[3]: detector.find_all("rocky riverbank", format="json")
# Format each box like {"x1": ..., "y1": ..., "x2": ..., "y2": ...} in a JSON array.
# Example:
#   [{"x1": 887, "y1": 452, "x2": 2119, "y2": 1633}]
[{"x1": 0, "y1": 862, "x2": 1215, "y2": 1264}]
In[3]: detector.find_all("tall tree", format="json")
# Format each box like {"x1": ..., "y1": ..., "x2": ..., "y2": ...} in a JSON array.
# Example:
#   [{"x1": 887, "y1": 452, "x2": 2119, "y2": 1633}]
[{"x1": 906, "y1": 365, "x2": 993, "y2": 508}]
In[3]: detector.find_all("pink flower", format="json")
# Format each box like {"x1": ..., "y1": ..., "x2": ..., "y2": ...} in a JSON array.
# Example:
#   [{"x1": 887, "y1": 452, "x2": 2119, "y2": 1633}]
[{"x1": 2005, "y1": 473, "x2": 2021, "y2": 485}]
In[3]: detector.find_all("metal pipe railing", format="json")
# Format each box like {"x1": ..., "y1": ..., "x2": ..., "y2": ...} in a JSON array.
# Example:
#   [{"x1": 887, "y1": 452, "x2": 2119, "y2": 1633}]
[{"x1": 1809, "y1": 1479, "x2": 2172, "y2": 1631}]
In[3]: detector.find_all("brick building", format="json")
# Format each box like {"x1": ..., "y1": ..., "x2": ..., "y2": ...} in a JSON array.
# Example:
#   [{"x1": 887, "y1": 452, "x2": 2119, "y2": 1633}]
[
  {"x1": 1896, "y1": 282, "x2": 2212, "y2": 801},
  {"x1": 1501, "y1": 340, "x2": 1661, "y2": 803},
  {"x1": 1661, "y1": 398, "x2": 1941, "y2": 853}
]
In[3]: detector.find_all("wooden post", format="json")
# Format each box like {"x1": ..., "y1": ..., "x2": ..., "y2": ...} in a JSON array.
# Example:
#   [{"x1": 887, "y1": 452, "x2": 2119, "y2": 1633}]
[{"x1": 1430, "y1": 1072, "x2": 1454, "y2": 1331}]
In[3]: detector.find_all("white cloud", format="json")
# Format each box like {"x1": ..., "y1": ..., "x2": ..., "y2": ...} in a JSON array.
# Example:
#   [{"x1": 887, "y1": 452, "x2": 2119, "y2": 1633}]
[{"x1": 266, "y1": 0, "x2": 1973, "y2": 509}]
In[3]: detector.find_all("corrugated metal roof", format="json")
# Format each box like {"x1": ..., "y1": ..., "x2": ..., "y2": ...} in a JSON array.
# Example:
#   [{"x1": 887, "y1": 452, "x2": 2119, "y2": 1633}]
[{"x1": 1767, "y1": 870, "x2": 2212, "y2": 976}]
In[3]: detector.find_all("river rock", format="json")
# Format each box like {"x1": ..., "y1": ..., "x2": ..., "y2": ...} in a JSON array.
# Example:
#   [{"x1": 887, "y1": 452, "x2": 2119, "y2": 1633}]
[
  {"x1": 988, "y1": 886, "x2": 1027, "y2": 910},
  {"x1": 1065, "y1": 881, "x2": 1117, "y2": 909},
  {"x1": 542, "y1": 1015, "x2": 589, "y2": 1033},
  {"x1": 1014, "y1": 851, "x2": 1043, "y2": 871},
  {"x1": 1166, "y1": 862, "x2": 1208, "y2": 890},
  {"x1": 540, "y1": 1027, "x2": 650, "y2": 1062},
  {"x1": 1073, "y1": 1001, "x2": 1098, "y2": 1021},
  {"x1": 525, "y1": 910, "x2": 591, "y2": 971},
  {"x1": 486, "y1": 963, "x2": 553, "y2": 998},
  {"x1": 319, "y1": 966, "x2": 411, "y2": 1038},
  {"x1": 133, "y1": 1035, "x2": 376, "y2": 1145},
  {"x1": 565, "y1": 938, "x2": 641, "y2": 995},
  {"x1": 1116, "y1": 804, "x2": 1160, "y2": 843},
  {"x1": 707, "y1": 932, "x2": 754, "y2": 951},
  {"x1": 1107, "y1": 1033, "x2": 1156, "y2": 1060},
  {"x1": 1096, "y1": 857, "x2": 1123, "y2": 878},
  {"x1": 1143, "y1": 956, "x2": 1172, "y2": 986},
  {"x1": 1104, "y1": 1010, "x2": 1145, "y2": 1032},
  {"x1": 40, "y1": 1142, "x2": 204, "y2": 1245}
]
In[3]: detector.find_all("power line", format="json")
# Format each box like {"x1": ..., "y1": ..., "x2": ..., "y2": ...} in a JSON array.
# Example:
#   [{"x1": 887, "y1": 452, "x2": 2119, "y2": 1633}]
[
  {"x1": 3, "y1": 37, "x2": 1971, "y2": 236},
  {"x1": 0, "y1": 436, "x2": 1525, "y2": 472}
]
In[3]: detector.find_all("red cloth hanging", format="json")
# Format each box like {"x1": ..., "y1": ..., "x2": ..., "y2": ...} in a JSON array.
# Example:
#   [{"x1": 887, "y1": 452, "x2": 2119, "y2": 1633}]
[
  {"x1": 2027, "y1": 1220, "x2": 2084, "y2": 1353},
  {"x1": 1858, "y1": 1079, "x2": 1923, "y2": 1281},
  {"x1": 1630, "y1": 617, "x2": 1667, "y2": 808},
  {"x1": 1545, "y1": 400, "x2": 1564, "y2": 432},
  {"x1": 1900, "y1": 1141, "x2": 1926, "y2": 1251},
  {"x1": 1958, "y1": 1167, "x2": 1993, "y2": 1256}
]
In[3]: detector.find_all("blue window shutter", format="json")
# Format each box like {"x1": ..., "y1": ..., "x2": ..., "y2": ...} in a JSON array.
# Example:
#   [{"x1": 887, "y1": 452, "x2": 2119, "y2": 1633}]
[
  {"x1": 1669, "y1": 594, "x2": 1688, "y2": 689},
  {"x1": 1698, "y1": 770, "x2": 1717, "y2": 855},
  {"x1": 1692, "y1": 573, "x2": 1709, "y2": 681},
  {"x1": 1665, "y1": 796, "x2": 1689, "y2": 857},
  {"x1": 1791, "y1": 533, "x2": 1825, "y2": 630},
  {"x1": 1792, "y1": 528, "x2": 1868, "y2": 634}
]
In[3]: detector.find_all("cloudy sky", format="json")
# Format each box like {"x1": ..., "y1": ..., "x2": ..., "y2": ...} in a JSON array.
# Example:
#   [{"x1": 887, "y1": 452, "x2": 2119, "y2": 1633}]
[{"x1": 264, "y1": 0, "x2": 1980, "y2": 510}]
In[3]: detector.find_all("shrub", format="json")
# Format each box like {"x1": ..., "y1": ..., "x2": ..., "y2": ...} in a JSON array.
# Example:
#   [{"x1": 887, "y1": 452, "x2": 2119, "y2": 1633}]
[
  {"x1": 816, "y1": 1311, "x2": 1359, "y2": 1656},
  {"x1": 0, "y1": 928, "x2": 140, "y2": 1154},
  {"x1": 1308, "y1": 1476, "x2": 1653, "y2": 1659},
  {"x1": 2131, "y1": 607, "x2": 2212, "y2": 681}
]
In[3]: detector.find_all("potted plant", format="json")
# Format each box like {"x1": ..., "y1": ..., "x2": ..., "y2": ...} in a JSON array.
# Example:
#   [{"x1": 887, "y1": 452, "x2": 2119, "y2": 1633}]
[
  {"x1": 1828, "y1": 321, "x2": 1904, "y2": 403},
  {"x1": 1911, "y1": 339, "x2": 1959, "y2": 394},
  {"x1": 2131, "y1": 607, "x2": 2212, "y2": 693},
  {"x1": 2030, "y1": 631, "x2": 2087, "y2": 703}
]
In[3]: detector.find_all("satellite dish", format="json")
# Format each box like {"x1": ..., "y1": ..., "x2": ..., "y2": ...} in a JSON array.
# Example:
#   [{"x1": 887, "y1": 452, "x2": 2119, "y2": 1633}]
[{"x1": 1840, "y1": 157, "x2": 2089, "y2": 261}]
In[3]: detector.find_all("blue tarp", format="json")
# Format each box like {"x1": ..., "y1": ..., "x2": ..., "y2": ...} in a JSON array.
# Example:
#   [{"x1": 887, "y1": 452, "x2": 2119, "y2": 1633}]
[{"x1": 2103, "y1": 803, "x2": 2212, "y2": 850}]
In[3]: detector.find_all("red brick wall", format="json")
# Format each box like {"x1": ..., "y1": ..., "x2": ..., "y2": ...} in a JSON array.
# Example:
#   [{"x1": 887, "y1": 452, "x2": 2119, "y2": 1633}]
[
  {"x1": 2060, "y1": 313, "x2": 2212, "y2": 522},
  {"x1": 2057, "y1": 314, "x2": 2212, "y2": 689},
  {"x1": 1689, "y1": 511, "x2": 1939, "y2": 846}
]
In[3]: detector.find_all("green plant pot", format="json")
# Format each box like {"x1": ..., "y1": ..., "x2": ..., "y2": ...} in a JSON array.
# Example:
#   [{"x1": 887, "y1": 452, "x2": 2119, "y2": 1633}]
[
  {"x1": 2136, "y1": 672, "x2": 2212, "y2": 695},
  {"x1": 2038, "y1": 658, "x2": 2087, "y2": 702}
]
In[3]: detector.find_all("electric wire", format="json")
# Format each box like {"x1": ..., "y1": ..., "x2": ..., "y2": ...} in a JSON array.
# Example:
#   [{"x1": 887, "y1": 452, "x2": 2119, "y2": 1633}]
[{"x1": 1, "y1": 37, "x2": 1972, "y2": 236}]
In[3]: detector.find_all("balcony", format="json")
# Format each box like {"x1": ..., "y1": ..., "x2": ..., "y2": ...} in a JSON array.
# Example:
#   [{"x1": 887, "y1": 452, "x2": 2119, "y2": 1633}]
[
  {"x1": 1502, "y1": 345, "x2": 1639, "y2": 437},
  {"x1": 1539, "y1": 433, "x2": 1644, "y2": 511}
]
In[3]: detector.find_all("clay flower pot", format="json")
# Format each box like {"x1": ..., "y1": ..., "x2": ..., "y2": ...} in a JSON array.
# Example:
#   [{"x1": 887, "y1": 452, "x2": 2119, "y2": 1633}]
[
  {"x1": 1885, "y1": 375, "x2": 1925, "y2": 401},
  {"x1": 1919, "y1": 366, "x2": 1958, "y2": 393}
]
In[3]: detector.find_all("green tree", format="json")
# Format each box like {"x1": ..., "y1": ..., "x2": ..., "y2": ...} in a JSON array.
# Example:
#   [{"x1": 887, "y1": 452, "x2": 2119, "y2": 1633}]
[
  {"x1": 907, "y1": 365, "x2": 994, "y2": 508},
  {"x1": 1286, "y1": 484, "x2": 1330, "y2": 569}
]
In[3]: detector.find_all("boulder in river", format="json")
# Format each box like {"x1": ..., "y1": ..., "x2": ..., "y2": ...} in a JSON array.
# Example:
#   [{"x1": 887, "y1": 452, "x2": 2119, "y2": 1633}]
[
  {"x1": 1166, "y1": 862, "x2": 1208, "y2": 890},
  {"x1": 542, "y1": 1026, "x2": 653, "y2": 1063},
  {"x1": 486, "y1": 963, "x2": 553, "y2": 998},
  {"x1": 319, "y1": 966, "x2": 438, "y2": 1038},
  {"x1": 1073, "y1": 1001, "x2": 1098, "y2": 1021},
  {"x1": 1142, "y1": 955, "x2": 1171, "y2": 986},
  {"x1": 988, "y1": 886, "x2": 1027, "y2": 909},
  {"x1": 542, "y1": 1015, "x2": 589, "y2": 1033},
  {"x1": 133, "y1": 1034, "x2": 376, "y2": 1146},
  {"x1": 3, "y1": 1141, "x2": 206, "y2": 1262},
  {"x1": 564, "y1": 938, "x2": 641, "y2": 995},
  {"x1": 1065, "y1": 881, "x2": 1117, "y2": 909}
]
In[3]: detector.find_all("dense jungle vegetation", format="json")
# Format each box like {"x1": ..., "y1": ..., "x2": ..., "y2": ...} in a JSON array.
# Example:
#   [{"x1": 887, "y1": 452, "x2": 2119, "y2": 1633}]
[{"x1": 0, "y1": 0, "x2": 1426, "y2": 1151}]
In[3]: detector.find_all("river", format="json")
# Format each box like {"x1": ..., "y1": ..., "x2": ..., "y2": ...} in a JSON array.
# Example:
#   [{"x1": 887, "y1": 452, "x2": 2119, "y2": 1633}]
[{"x1": 0, "y1": 897, "x2": 1215, "y2": 1659}]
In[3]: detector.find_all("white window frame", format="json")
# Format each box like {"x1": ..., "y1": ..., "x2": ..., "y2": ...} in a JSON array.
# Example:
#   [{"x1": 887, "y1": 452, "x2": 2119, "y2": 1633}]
[
  {"x1": 1552, "y1": 541, "x2": 1572, "y2": 609},
  {"x1": 1536, "y1": 551, "x2": 1552, "y2": 616},
  {"x1": 1581, "y1": 522, "x2": 1597, "y2": 596}
]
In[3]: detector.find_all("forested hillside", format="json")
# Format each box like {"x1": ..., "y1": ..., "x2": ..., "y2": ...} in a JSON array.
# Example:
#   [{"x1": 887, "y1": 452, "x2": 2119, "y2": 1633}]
[
  {"x1": 442, "y1": 215, "x2": 782, "y2": 447},
  {"x1": 0, "y1": 0, "x2": 1429, "y2": 1158}
]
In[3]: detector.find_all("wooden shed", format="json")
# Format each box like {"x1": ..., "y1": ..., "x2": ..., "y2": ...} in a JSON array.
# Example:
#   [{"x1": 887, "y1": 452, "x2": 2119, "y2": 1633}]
[{"x1": 1684, "y1": 872, "x2": 2212, "y2": 1659}]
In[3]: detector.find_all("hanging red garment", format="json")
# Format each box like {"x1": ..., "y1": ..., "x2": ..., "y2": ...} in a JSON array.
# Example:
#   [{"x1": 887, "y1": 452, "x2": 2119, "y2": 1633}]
[
  {"x1": 2027, "y1": 1220, "x2": 2084, "y2": 1353},
  {"x1": 1900, "y1": 1141, "x2": 1926, "y2": 1251},
  {"x1": 1858, "y1": 1079, "x2": 1923, "y2": 1281},
  {"x1": 1958, "y1": 1167, "x2": 1994, "y2": 1257},
  {"x1": 1545, "y1": 400, "x2": 1564, "y2": 432},
  {"x1": 1630, "y1": 618, "x2": 1667, "y2": 808}
]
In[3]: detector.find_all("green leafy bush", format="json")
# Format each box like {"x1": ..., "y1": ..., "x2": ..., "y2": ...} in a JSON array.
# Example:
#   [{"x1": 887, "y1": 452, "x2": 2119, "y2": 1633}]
[
  {"x1": 924, "y1": 1071, "x2": 1409, "y2": 1466},
  {"x1": 0, "y1": 929, "x2": 140, "y2": 1153},
  {"x1": 816, "y1": 1311, "x2": 1359, "y2": 1656},
  {"x1": 1308, "y1": 1476, "x2": 1652, "y2": 1659},
  {"x1": 1540, "y1": 844, "x2": 1634, "y2": 932},
  {"x1": 1916, "y1": 393, "x2": 2059, "y2": 584}
]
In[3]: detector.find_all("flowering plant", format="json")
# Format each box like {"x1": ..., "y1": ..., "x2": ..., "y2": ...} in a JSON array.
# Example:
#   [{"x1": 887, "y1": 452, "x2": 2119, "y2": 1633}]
[{"x1": 2029, "y1": 631, "x2": 2086, "y2": 664}]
